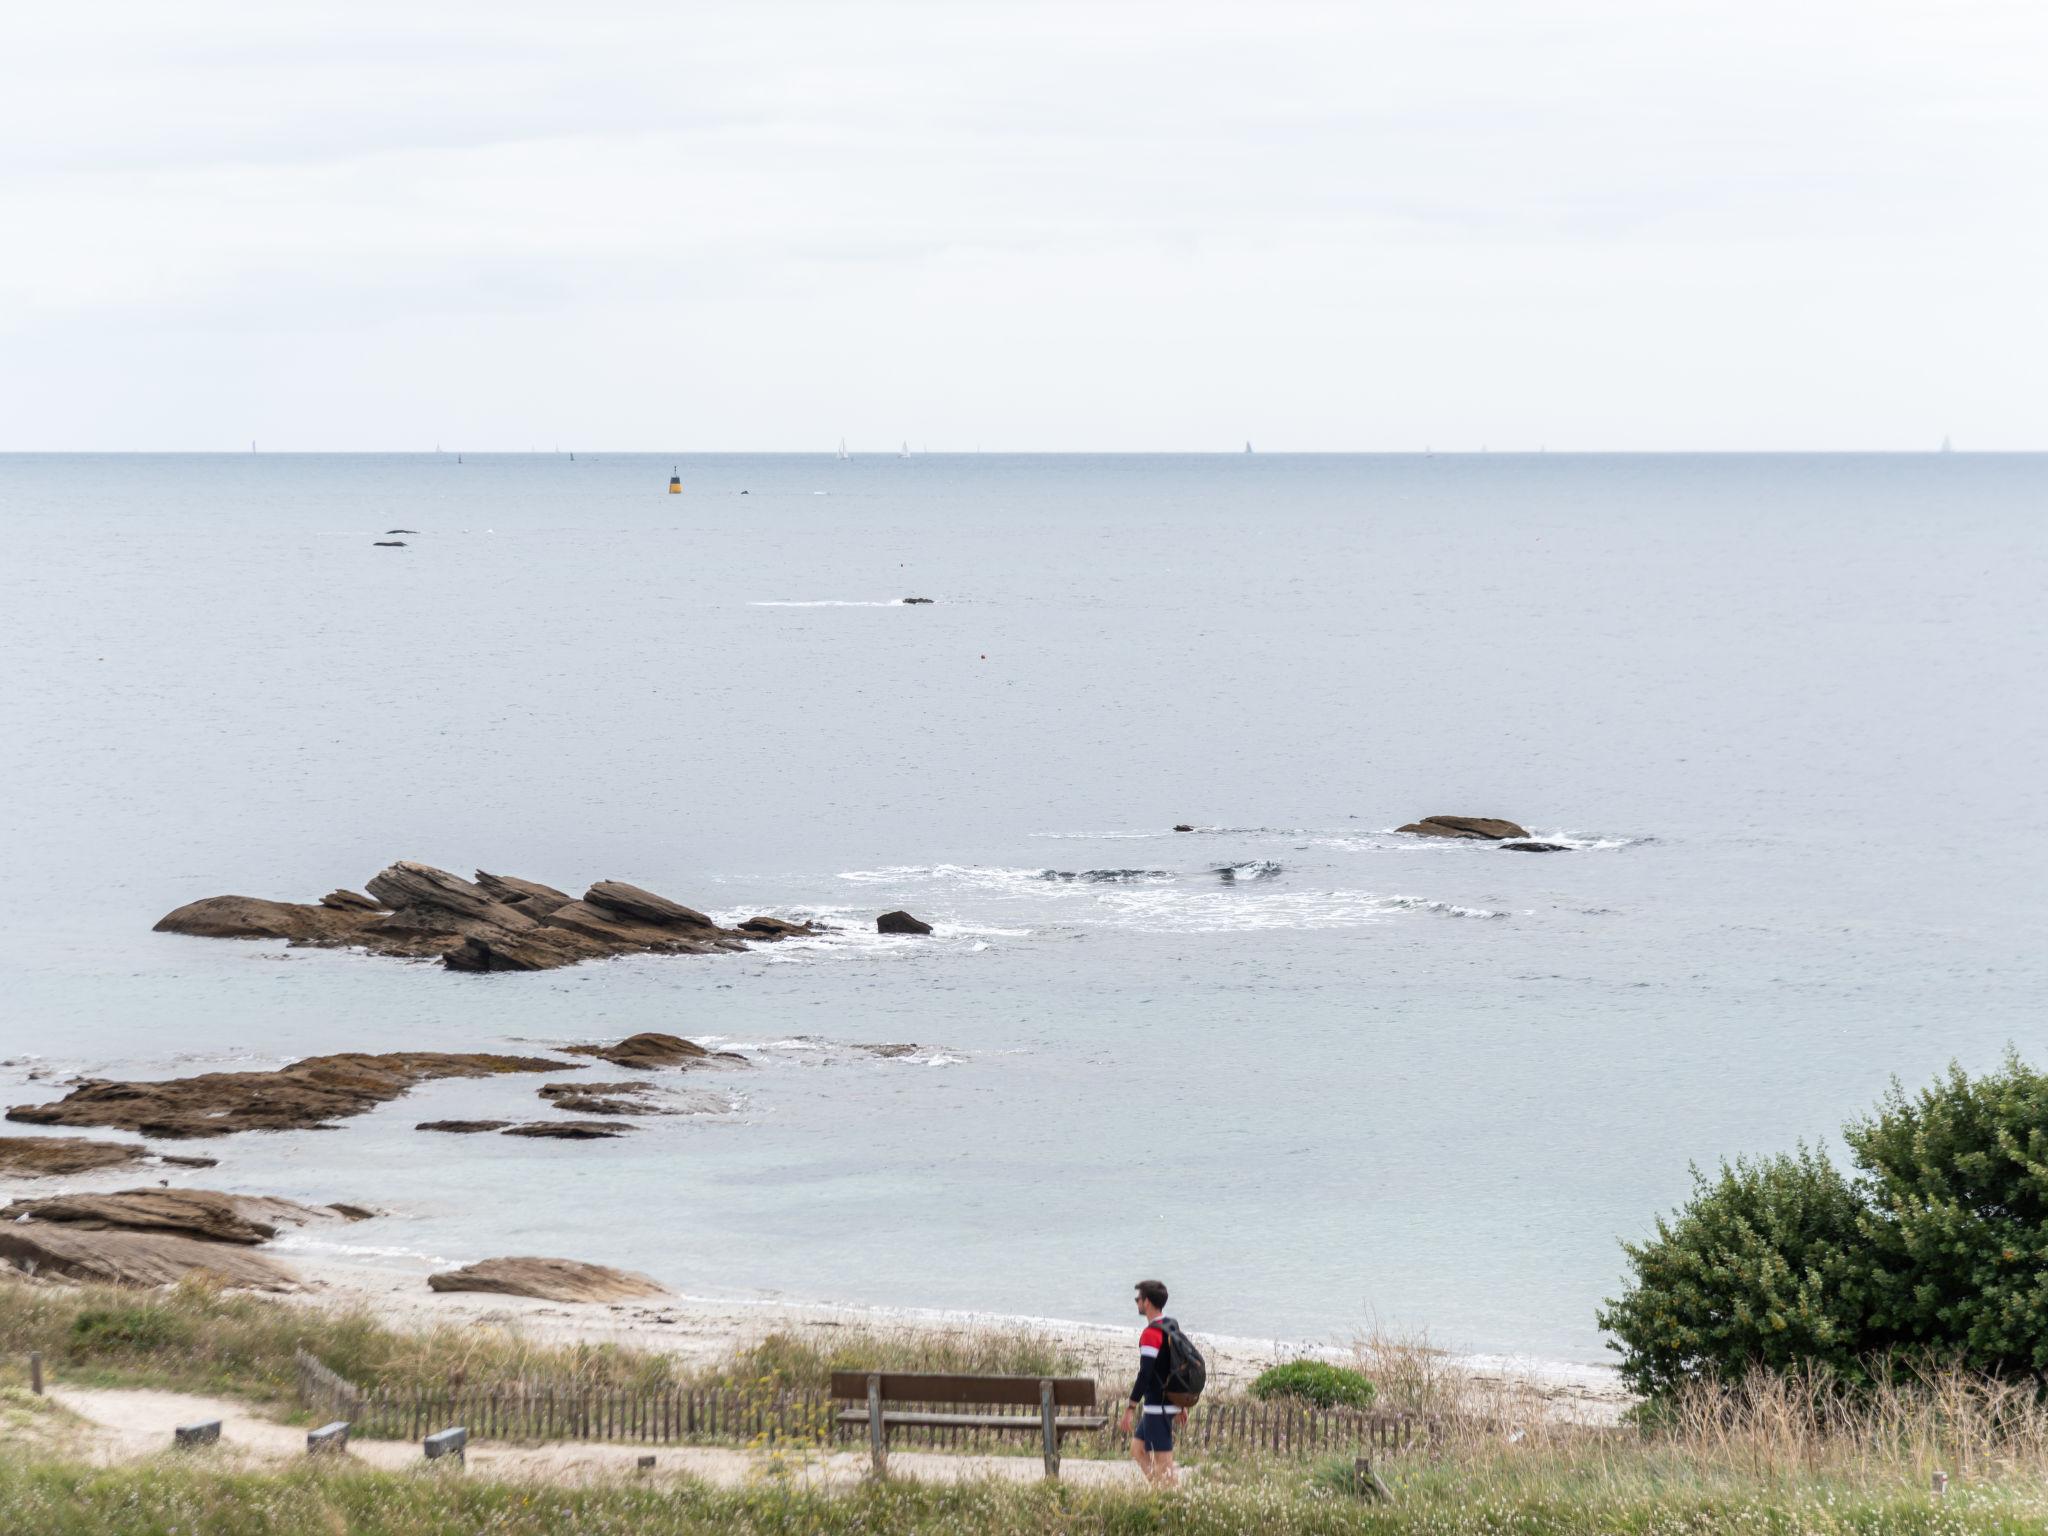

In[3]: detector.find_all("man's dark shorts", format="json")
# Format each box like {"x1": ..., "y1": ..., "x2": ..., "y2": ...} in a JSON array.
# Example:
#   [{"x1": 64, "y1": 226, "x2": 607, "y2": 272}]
[{"x1": 1135, "y1": 1409, "x2": 1175, "y2": 1452}]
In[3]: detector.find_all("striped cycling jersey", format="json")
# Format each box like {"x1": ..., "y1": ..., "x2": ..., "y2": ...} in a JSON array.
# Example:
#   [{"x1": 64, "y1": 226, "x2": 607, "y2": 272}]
[{"x1": 1130, "y1": 1318, "x2": 1179, "y2": 1415}]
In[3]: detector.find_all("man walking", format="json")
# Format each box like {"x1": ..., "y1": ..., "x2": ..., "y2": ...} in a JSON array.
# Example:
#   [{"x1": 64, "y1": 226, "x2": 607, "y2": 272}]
[{"x1": 1120, "y1": 1278, "x2": 1183, "y2": 1487}]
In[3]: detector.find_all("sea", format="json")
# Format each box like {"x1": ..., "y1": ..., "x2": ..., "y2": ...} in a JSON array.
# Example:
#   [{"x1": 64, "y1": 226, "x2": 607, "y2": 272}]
[{"x1": 2, "y1": 451, "x2": 2042, "y2": 1368}]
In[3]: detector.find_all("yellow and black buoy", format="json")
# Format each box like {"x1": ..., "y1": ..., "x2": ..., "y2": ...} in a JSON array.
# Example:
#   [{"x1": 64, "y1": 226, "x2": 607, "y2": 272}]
[{"x1": 668, "y1": 466, "x2": 682, "y2": 494}]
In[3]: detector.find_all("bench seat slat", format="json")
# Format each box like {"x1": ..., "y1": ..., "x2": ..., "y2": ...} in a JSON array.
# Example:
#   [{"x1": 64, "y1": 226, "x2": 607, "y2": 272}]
[{"x1": 834, "y1": 1410, "x2": 1108, "y2": 1432}]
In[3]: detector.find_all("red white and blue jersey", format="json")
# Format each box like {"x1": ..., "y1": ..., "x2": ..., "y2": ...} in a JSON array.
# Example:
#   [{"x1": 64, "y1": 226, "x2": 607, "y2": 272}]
[{"x1": 1131, "y1": 1319, "x2": 1176, "y2": 1414}]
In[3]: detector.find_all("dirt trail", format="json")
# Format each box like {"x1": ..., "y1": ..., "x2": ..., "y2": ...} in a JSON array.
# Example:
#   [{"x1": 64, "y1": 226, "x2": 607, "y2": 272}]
[{"x1": 42, "y1": 1385, "x2": 1153, "y2": 1489}]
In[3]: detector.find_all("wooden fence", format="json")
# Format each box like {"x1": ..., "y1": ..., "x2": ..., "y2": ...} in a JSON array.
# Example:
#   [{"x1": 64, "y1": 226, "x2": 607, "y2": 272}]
[{"x1": 294, "y1": 1349, "x2": 1433, "y2": 1459}]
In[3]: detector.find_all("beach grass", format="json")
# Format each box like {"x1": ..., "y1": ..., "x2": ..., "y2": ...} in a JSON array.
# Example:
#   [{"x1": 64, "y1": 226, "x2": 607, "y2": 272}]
[
  {"x1": 0, "y1": 1276, "x2": 1089, "y2": 1403},
  {"x1": 0, "y1": 1449, "x2": 2038, "y2": 1536}
]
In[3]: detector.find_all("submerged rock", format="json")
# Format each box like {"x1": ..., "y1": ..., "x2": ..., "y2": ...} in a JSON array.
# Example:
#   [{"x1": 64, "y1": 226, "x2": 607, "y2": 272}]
[
  {"x1": 1396, "y1": 815, "x2": 1531, "y2": 841},
  {"x1": 1173, "y1": 824, "x2": 1195, "y2": 833},
  {"x1": 6, "y1": 1052, "x2": 566, "y2": 1140},
  {"x1": 373, "y1": 540, "x2": 406, "y2": 547},
  {"x1": 501, "y1": 1122, "x2": 633, "y2": 1140},
  {"x1": 1501, "y1": 841, "x2": 1569, "y2": 852},
  {"x1": 876, "y1": 910, "x2": 933, "y2": 935},
  {"x1": 901, "y1": 596, "x2": 935, "y2": 604},
  {"x1": 416, "y1": 1120, "x2": 513, "y2": 1134},
  {"x1": 427, "y1": 1256, "x2": 665, "y2": 1302}
]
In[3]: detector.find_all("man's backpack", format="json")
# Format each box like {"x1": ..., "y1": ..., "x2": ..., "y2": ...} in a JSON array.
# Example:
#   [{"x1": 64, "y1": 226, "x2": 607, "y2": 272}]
[{"x1": 1157, "y1": 1317, "x2": 1207, "y2": 1408}]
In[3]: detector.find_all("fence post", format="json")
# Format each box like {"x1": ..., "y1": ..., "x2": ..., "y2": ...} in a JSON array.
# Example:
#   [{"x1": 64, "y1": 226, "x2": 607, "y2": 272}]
[
  {"x1": 28, "y1": 1352, "x2": 42, "y2": 1395},
  {"x1": 866, "y1": 1373, "x2": 888, "y2": 1477},
  {"x1": 1039, "y1": 1379, "x2": 1059, "y2": 1480}
]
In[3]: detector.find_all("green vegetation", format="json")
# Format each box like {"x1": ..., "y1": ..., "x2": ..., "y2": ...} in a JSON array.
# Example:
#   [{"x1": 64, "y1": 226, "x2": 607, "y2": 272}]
[
  {"x1": 0, "y1": 1275, "x2": 1087, "y2": 1405},
  {"x1": 0, "y1": 1443, "x2": 2043, "y2": 1535},
  {"x1": 1251, "y1": 1359, "x2": 1377, "y2": 1410},
  {"x1": 1600, "y1": 1053, "x2": 2048, "y2": 1396}
]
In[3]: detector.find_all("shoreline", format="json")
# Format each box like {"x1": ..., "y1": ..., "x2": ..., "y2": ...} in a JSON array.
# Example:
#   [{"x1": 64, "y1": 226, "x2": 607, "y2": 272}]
[{"x1": 278, "y1": 1249, "x2": 1632, "y2": 1425}]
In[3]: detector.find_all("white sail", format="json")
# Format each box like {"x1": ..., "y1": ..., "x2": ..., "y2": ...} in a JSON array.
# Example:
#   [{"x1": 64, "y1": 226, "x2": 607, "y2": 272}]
[{"x1": 837, "y1": 438, "x2": 850, "y2": 460}]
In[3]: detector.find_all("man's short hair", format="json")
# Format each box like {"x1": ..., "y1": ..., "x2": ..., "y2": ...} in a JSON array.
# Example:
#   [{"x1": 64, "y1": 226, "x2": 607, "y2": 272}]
[{"x1": 1134, "y1": 1279, "x2": 1168, "y2": 1309}]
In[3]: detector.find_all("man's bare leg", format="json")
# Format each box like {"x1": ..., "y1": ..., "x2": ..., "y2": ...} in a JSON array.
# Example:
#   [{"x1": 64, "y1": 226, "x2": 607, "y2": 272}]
[{"x1": 1129, "y1": 1437, "x2": 1155, "y2": 1480}]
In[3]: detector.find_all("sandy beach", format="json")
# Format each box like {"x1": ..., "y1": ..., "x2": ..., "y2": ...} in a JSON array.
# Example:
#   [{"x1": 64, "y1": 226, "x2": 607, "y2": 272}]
[{"x1": 277, "y1": 1250, "x2": 1632, "y2": 1425}]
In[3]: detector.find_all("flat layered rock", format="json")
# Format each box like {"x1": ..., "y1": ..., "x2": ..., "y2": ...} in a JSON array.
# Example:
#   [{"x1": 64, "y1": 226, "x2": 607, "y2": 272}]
[
  {"x1": 1395, "y1": 815, "x2": 1532, "y2": 841},
  {"x1": 0, "y1": 1225, "x2": 296, "y2": 1290},
  {"x1": 443, "y1": 926, "x2": 612, "y2": 973},
  {"x1": 585, "y1": 881, "x2": 713, "y2": 930},
  {"x1": 0, "y1": 1136, "x2": 149, "y2": 1176},
  {"x1": 737, "y1": 915, "x2": 816, "y2": 938},
  {"x1": 155, "y1": 896, "x2": 385, "y2": 944},
  {"x1": 427, "y1": 1256, "x2": 666, "y2": 1303},
  {"x1": 319, "y1": 890, "x2": 383, "y2": 911},
  {"x1": 0, "y1": 1189, "x2": 292, "y2": 1245},
  {"x1": 6, "y1": 1052, "x2": 567, "y2": 1140},
  {"x1": 473, "y1": 872, "x2": 577, "y2": 916}
]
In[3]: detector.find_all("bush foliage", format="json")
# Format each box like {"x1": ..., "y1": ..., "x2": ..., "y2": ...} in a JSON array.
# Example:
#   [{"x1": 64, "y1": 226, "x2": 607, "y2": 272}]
[
  {"x1": 1601, "y1": 1053, "x2": 2048, "y2": 1396},
  {"x1": 1250, "y1": 1359, "x2": 1377, "y2": 1409}
]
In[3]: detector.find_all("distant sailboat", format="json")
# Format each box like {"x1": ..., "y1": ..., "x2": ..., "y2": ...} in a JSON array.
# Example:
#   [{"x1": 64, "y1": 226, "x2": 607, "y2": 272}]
[
  {"x1": 837, "y1": 438, "x2": 850, "y2": 460},
  {"x1": 900, "y1": 441, "x2": 910, "y2": 458},
  {"x1": 1244, "y1": 440, "x2": 1254, "y2": 454},
  {"x1": 1940, "y1": 435, "x2": 1954, "y2": 454}
]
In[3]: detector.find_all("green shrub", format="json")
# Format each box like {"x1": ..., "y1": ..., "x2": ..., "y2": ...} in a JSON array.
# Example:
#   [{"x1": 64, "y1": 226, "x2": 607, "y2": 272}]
[
  {"x1": 1249, "y1": 1359, "x2": 1376, "y2": 1409},
  {"x1": 1845, "y1": 1053, "x2": 2048, "y2": 1383},
  {"x1": 1597, "y1": 1148, "x2": 1873, "y2": 1398}
]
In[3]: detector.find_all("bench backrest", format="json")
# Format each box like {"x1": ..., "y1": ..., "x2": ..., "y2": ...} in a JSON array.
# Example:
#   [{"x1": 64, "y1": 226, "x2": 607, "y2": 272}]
[{"x1": 829, "y1": 1371, "x2": 1097, "y2": 1409}]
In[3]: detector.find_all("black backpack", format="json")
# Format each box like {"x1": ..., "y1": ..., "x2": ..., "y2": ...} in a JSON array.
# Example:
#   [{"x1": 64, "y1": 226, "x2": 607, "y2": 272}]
[{"x1": 1157, "y1": 1317, "x2": 1207, "y2": 1408}]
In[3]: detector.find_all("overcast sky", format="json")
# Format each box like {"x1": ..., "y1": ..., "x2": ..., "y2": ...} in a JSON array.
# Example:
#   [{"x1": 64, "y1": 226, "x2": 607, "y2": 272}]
[{"x1": 4, "y1": 1, "x2": 2043, "y2": 450}]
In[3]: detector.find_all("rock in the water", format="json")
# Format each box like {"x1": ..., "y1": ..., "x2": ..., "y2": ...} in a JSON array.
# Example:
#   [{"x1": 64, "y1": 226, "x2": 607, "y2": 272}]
[
  {"x1": 584, "y1": 881, "x2": 714, "y2": 930},
  {"x1": 416, "y1": 1120, "x2": 512, "y2": 1134},
  {"x1": 319, "y1": 890, "x2": 383, "y2": 911},
  {"x1": 154, "y1": 895, "x2": 385, "y2": 945},
  {"x1": 1173, "y1": 824, "x2": 1195, "y2": 832},
  {"x1": 157, "y1": 860, "x2": 794, "y2": 974},
  {"x1": 1395, "y1": 815, "x2": 1531, "y2": 841},
  {"x1": 737, "y1": 915, "x2": 814, "y2": 939},
  {"x1": 1500, "y1": 841, "x2": 1569, "y2": 852},
  {"x1": 563, "y1": 1033, "x2": 731, "y2": 1071},
  {"x1": 0, "y1": 1189, "x2": 325, "y2": 1245},
  {"x1": 501, "y1": 1121, "x2": 633, "y2": 1140},
  {"x1": 0, "y1": 1136, "x2": 149, "y2": 1176},
  {"x1": 329, "y1": 1204, "x2": 377, "y2": 1220},
  {"x1": 876, "y1": 910, "x2": 933, "y2": 935},
  {"x1": 0, "y1": 1225, "x2": 295, "y2": 1290},
  {"x1": 372, "y1": 540, "x2": 406, "y2": 547},
  {"x1": 386, "y1": 528, "x2": 418, "y2": 534},
  {"x1": 901, "y1": 596, "x2": 935, "y2": 604},
  {"x1": 6, "y1": 1052, "x2": 566, "y2": 1140},
  {"x1": 538, "y1": 1081, "x2": 655, "y2": 1100},
  {"x1": 426, "y1": 1256, "x2": 665, "y2": 1302}
]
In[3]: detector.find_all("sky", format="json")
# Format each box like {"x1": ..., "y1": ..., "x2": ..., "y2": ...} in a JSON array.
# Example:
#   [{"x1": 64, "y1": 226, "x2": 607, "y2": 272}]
[{"x1": 2, "y1": 0, "x2": 2044, "y2": 451}]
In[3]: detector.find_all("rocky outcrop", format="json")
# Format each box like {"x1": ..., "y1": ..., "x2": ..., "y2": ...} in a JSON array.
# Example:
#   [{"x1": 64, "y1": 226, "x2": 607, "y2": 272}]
[
  {"x1": 537, "y1": 1081, "x2": 663, "y2": 1115},
  {"x1": 6, "y1": 1052, "x2": 566, "y2": 1140},
  {"x1": 0, "y1": 1225, "x2": 295, "y2": 1290},
  {"x1": 155, "y1": 861, "x2": 817, "y2": 973},
  {"x1": 0, "y1": 1189, "x2": 327, "y2": 1245},
  {"x1": 501, "y1": 1122, "x2": 633, "y2": 1140},
  {"x1": 563, "y1": 1033, "x2": 742, "y2": 1071},
  {"x1": 1173, "y1": 824, "x2": 1195, "y2": 833},
  {"x1": 0, "y1": 1136, "x2": 149, "y2": 1176},
  {"x1": 426, "y1": 1256, "x2": 665, "y2": 1302},
  {"x1": 1396, "y1": 816, "x2": 1531, "y2": 841},
  {"x1": 737, "y1": 916, "x2": 812, "y2": 939},
  {"x1": 877, "y1": 910, "x2": 933, "y2": 935},
  {"x1": 1501, "y1": 841, "x2": 1568, "y2": 852}
]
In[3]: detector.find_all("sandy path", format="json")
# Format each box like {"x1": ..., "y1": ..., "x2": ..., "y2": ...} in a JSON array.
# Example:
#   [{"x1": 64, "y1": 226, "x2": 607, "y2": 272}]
[{"x1": 43, "y1": 1384, "x2": 1154, "y2": 1489}]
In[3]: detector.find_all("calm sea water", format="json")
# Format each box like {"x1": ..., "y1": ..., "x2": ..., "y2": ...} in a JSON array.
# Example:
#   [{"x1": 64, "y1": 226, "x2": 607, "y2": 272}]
[{"x1": 2, "y1": 452, "x2": 2042, "y2": 1364}]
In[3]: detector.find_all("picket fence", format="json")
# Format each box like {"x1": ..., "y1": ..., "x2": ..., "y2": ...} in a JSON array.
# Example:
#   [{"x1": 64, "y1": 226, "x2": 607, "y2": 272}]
[{"x1": 295, "y1": 1349, "x2": 1434, "y2": 1460}]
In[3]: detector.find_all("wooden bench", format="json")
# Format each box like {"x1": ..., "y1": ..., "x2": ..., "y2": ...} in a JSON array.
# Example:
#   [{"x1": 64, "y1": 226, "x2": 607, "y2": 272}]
[{"x1": 830, "y1": 1371, "x2": 1107, "y2": 1479}]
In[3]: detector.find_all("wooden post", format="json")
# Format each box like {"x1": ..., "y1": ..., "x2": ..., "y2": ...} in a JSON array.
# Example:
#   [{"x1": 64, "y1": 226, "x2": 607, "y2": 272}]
[
  {"x1": 866, "y1": 1373, "x2": 887, "y2": 1477},
  {"x1": 1355, "y1": 1456, "x2": 1393, "y2": 1503},
  {"x1": 28, "y1": 1352, "x2": 42, "y2": 1395},
  {"x1": 1039, "y1": 1379, "x2": 1059, "y2": 1480}
]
